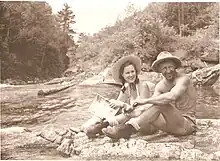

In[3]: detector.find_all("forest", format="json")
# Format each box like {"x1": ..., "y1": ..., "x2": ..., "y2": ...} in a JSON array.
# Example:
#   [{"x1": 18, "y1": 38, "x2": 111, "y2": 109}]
[
  {"x1": 0, "y1": 1, "x2": 76, "y2": 82},
  {"x1": 0, "y1": 2, "x2": 219, "y2": 83}
]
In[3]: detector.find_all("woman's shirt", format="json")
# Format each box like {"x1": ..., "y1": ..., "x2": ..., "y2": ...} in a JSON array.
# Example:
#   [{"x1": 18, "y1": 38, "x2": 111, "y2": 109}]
[{"x1": 121, "y1": 82, "x2": 140, "y2": 105}]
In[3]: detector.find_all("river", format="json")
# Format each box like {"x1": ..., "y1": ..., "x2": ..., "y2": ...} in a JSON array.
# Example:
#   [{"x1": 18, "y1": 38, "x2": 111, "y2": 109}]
[{"x1": 0, "y1": 83, "x2": 219, "y2": 159}]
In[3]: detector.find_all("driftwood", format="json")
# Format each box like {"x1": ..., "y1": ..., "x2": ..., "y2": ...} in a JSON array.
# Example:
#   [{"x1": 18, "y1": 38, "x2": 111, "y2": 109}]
[{"x1": 38, "y1": 83, "x2": 75, "y2": 96}]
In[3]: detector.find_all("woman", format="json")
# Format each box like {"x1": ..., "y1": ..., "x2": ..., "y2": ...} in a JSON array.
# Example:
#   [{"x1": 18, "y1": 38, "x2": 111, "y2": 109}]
[{"x1": 85, "y1": 55, "x2": 155, "y2": 138}]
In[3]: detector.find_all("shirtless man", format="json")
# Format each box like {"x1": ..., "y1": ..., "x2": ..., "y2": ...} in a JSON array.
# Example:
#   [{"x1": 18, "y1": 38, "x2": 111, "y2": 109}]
[{"x1": 102, "y1": 51, "x2": 197, "y2": 139}]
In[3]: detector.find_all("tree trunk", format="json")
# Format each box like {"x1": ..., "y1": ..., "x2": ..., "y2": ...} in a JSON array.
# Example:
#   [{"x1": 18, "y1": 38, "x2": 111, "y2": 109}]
[
  {"x1": 40, "y1": 47, "x2": 46, "y2": 72},
  {"x1": 181, "y1": 3, "x2": 184, "y2": 36},
  {"x1": 178, "y1": 3, "x2": 182, "y2": 36},
  {"x1": 181, "y1": 3, "x2": 184, "y2": 25}
]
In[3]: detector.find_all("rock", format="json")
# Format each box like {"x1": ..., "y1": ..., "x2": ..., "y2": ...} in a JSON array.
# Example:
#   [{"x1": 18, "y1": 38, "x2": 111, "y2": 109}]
[
  {"x1": 201, "y1": 51, "x2": 219, "y2": 63},
  {"x1": 35, "y1": 119, "x2": 220, "y2": 160},
  {"x1": 79, "y1": 75, "x2": 103, "y2": 85},
  {"x1": 182, "y1": 57, "x2": 206, "y2": 71},
  {"x1": 57, "y1": 138, "x2": 74, "y2": 157},
  {"x1": 214, "y1": 151, "x2": 220, "y2": 160},
  {"x1": 212, "y1": 76, "x2": 220, "y2": 95},
  {"x1": 172, "y1": 49, "x2": 189, "y2": 59},
  {"x1": 44, "y1": 78, "x2": 65, "y2": 85},
  {"x1": 0, "y1": 127, "x2": 31, "y2": 135},
  {"x1": 191, "y1": 64, "x2": 220, "y2": 86},
  {"x1": 100, "y1": 67, "x2": 122, "y2": 86},
  {"x1": 1, "y1": 127, "x2": 56, "y2": 159},
  {"x1": 139, "y1": 72, "x2": 163, "y2": 84}
]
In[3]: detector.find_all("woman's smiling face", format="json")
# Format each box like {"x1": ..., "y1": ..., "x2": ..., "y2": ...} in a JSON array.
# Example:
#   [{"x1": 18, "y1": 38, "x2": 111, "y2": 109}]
[{"x1": 122, "y1": 64, "x2": 137, "y2": 83}]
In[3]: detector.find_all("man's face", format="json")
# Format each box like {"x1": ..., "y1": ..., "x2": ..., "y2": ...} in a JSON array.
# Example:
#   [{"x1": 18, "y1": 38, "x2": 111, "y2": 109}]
[
  {"x1": 159, "y1": 60, "x2": 176, "y2": 81},
  {"x1": 122, "y1": 64, "x2": 137, "y2": 83}
]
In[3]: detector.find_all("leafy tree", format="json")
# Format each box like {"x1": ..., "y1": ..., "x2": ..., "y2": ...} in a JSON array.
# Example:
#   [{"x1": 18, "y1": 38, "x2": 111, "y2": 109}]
[
  {"x1": 56, "y1": 3, "x2": 76, "y2": 34},
  {"x1": 67, "y1": 2, "x2": 218, "y2": 75},
  {"x1": 164, "y1": 2, "x2": 216, "y2": 36},
  {"x1": 0, "y1": 1, "x2": 74, "y2": 82}
]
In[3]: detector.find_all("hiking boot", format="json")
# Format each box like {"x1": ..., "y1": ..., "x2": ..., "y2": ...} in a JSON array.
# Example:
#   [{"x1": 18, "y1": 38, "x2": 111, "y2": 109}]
[
  {"x1": 85, "y1": 120, "x2": 109, "y2": 138},
  {"x1": 102, "y1": 124, "x2": 136, "y2": 139}
]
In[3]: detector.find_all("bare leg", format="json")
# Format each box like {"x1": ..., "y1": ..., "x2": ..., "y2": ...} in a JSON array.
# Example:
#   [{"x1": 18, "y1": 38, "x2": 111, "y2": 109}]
[
  {"x1": 114, "y1": 113, "x2": 130, "y2": 124},
  {"x1": 130, "y1": 104, "x2": 196, "y2": 136}
]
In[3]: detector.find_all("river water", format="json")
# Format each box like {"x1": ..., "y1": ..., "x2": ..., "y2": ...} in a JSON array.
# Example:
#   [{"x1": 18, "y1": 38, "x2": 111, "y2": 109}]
[{"x1": 0, "y1": 83, "x2": 219, "y2": 159}]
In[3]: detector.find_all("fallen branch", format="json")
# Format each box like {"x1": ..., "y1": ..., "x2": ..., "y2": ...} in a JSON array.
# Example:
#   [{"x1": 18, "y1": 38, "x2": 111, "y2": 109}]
[{"x1": 38, "y1": 83, "x2": 75, "y2": 96}]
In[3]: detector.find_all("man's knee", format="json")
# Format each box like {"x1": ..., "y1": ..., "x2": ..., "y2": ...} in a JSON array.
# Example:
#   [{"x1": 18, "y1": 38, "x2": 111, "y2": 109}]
[{"x1": 169, "y1": 118, "x2": 196, "y2": 136}]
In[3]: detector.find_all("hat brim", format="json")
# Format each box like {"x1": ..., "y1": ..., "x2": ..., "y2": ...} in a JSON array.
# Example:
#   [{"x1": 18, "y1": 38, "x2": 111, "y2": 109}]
[
  {"x1": 112, "y1": 55, "x2": 141, "y2": 83},
  {"x1": 151, "y1": 56, "x2": 181, "y2": 73}
]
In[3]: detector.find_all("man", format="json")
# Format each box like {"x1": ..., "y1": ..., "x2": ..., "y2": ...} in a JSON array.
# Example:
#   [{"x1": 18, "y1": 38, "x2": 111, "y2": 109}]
[{"x1": 102, "y1": 51, "x2": 197, "y2": 139}]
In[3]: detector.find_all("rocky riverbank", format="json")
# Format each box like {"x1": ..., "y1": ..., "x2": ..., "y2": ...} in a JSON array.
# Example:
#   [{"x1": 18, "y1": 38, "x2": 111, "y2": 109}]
[
  {"x1": 1, "y1": 119, "x2": 220, "y2": 160},
  {"x1": 1, "y1": 63, "x2": 219, "y2": 160}
]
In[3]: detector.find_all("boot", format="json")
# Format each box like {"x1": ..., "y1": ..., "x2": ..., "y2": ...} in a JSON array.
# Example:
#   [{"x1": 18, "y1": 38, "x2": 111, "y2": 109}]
[
  {"x1": 85, "y1": 120, "x2": 109, "y2": 138},
  {"x1": 102, "y1": 124, "x2": 136, "y2": 139}
]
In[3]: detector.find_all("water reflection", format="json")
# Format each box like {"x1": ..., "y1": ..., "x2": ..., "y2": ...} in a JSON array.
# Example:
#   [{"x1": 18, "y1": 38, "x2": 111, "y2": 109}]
[
  {"x1": 1, "y1": 84, "x2": 219, "y2": 129},
  {"x1": 196, "y1": 87, "x2": 220, "y2": 119}
]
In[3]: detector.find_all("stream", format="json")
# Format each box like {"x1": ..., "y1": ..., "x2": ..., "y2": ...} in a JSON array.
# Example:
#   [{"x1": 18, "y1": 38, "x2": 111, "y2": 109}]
[{"x1": 0, "y1": 83, "x2": 219, "y2": 159}]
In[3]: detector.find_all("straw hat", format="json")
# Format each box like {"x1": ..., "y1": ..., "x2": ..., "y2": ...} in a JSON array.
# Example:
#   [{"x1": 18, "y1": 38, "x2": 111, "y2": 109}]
[
  {"x1": 151, "y1": 51, "x2": 181, "y2": 73},
  {"x1": 112, "y1": 55, "x2": 141, "y2": 83}
]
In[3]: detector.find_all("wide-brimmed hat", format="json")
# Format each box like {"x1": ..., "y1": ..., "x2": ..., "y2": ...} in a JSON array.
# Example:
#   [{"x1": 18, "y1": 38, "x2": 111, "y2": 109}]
[
  {"x1": 151, "y1": 51, "x2": 181, "y2": 73},
  {"x1": 112, "y1": 55, "x2": 141, "y2": 83}
]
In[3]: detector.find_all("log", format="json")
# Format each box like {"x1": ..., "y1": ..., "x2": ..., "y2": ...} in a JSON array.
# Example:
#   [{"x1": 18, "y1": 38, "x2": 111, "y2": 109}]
[{"x1": 38, "y1": 83, "x2": 75, "y2": 96}]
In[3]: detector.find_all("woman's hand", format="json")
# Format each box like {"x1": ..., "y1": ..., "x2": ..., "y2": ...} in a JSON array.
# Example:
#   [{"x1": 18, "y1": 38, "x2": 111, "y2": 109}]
[
  {"x1": 122, "y1": 104, "x2": 134, "y2": 113},
  {"x1": 109, "y1": 99, "x2": 124, "y2": 109}
]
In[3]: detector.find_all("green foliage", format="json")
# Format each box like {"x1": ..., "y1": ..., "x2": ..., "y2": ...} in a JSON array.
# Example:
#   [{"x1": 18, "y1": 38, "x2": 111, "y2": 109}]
[
  {"x1": 68, "y1": 2, "x2": 218, "y2": 74},
  {"x1": 56, "y1": 3, "x2": 76, "y2": 34},
  {"x1": 72, "y1": 3, "x2": 177, "y2": 72},
  {"x1": 163, "y1": 2, "x2": 218, "y2": 36},
  {"x1": 0, "y1": 1, "x2": 76, "y2": 82}
]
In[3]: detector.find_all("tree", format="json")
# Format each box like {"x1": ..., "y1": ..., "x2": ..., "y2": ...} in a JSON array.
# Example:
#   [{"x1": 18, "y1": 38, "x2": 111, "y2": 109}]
[
  {"x1": 0, "y1": 1, "x2": 73, "y2": 82},
  {"x1": 164, "y1": 2, "x2": 215, "y2": 36},
  {"x1": 57, "y1": 3, "x2": 76, "y2": 34}
]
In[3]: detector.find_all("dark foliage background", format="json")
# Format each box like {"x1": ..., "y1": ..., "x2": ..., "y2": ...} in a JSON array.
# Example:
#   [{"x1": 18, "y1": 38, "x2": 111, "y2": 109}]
[{"x1": 0, "y1": 1, "x2": 76, "y2": 82}]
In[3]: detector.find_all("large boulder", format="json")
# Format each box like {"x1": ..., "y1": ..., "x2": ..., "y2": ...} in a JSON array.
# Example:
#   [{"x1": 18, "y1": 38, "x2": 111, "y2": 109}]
[
  {"x1": 201, "y1": 51, "x2": 219, "y2": 63},
  {"x1": 191, "y1": 64, "x2": 220, "y2": 86},
  {"x1": 212, "y1": 76, "x2": 220, "y2": 95}
]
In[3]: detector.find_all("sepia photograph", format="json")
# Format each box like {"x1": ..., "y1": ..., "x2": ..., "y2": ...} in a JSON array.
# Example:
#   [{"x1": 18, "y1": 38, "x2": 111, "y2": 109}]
[{"x1": 0, "y1": 0, "x2": 219, "y2": 160}]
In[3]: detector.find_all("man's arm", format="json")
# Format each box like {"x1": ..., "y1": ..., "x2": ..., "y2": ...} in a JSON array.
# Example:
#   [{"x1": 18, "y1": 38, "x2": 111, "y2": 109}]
[{"x1": 145, "y1": 76, "x2": 190, "y2": 105}]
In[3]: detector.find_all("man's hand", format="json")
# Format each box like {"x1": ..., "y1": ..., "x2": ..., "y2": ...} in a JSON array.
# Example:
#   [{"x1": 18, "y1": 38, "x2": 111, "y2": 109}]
[{"x1": 132, "y1": 98, "x2": 148, "y2": 107}]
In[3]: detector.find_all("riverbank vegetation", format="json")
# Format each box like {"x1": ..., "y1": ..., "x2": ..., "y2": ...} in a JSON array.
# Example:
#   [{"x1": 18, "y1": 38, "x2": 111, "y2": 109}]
[
  {"x1": 0, "y1": 1, "x2": 76, "y2": 82},
  {"x1": 72, "y1": 2, "x2": 219, "y2": 75},
  {"x1": 0, "y1": 2, "x2": 219, "y2": 84}
]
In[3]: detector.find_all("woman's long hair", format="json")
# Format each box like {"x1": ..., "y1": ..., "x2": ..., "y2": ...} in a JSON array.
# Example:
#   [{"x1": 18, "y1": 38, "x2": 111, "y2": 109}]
[{"x1": 119, "y1": 61, "x2": 139, "y2": 93}]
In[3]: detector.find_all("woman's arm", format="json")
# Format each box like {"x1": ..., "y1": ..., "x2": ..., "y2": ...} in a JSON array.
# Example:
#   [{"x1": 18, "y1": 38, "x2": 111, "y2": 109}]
[{"x1": 109, "y1": 89, "x2": 129, "y2": 109}]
